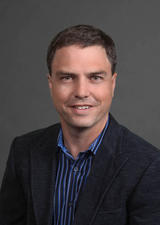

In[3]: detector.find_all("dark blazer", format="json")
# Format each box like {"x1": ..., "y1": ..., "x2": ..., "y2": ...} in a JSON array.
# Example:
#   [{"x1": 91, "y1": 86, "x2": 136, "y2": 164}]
[{"x1": 1, "y1": 114, "x2": 160, "y2": 225}]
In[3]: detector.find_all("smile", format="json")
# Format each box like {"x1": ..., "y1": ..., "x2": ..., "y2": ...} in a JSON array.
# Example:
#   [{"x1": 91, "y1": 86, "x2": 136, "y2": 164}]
[{"x1": 73, "y1": 106, "x2": 91, "y2": 110}]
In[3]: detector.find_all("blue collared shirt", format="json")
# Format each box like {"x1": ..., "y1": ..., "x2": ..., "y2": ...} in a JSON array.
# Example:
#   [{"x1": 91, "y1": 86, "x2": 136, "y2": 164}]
[{"x1": 53, "y1": 117, "x2": 109, "y2": 225}]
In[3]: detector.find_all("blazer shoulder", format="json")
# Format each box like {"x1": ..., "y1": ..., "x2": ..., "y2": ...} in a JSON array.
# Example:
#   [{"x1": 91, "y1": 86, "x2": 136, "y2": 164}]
[
  {"x1": 16, "y1": 123, "x2": 60, "y2": 140},
  {"x1": 120, "y1": 124, "x2": 160, "y2": 159},
  {"x1": 10, "y1": 123, "x2": 61, "y2": 156}
]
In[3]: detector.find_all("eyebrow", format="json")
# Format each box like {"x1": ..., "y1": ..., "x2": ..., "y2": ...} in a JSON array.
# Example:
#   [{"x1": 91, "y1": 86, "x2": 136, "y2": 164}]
[
  {"x1": 55, "y1": 71, "x2": 77, "y2": 76},
  {"x1": 54, "y1": 70, "x2": 107, "y2": 76},
  {"x1": 88, "y1": 71, "x2": 107, "y2": 76}
]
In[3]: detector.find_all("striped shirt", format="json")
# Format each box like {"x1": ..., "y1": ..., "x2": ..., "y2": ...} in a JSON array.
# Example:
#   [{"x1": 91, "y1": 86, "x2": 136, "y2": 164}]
[{"x1": 53, "y1": 118, "x2": 109, "y2": 225}]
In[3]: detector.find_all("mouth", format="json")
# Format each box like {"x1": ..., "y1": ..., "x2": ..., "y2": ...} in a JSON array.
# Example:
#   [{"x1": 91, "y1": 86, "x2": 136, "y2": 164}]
[
  {"x1": 72, "y1": 105, "x2": 92, "y2": 110},
  {"x1": 69, "y1": 105, "x2": 93, "y2": 114}
]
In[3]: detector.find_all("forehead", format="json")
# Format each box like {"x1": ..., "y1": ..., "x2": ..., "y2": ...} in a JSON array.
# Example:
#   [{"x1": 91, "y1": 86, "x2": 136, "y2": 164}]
[{"x1": 51, "y1": 45, "x2": 111, "y2": 72}]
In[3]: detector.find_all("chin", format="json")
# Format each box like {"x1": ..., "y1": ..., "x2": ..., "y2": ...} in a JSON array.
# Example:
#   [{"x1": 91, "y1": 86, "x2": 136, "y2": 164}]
[{"x1": 67, "y1": 119, "x2": 97, "y2": 130}]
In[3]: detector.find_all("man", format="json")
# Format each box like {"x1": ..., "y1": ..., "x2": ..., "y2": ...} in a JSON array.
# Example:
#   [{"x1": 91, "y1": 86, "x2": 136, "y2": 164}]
[{"x1": 0, "y1": 24, "x2": 160, "y2": 225}]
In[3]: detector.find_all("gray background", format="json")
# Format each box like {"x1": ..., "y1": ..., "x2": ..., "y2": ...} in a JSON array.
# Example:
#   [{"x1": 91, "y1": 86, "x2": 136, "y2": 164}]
[{"x1": 0, "y1": 0, "x2": 160, "y2": 184}]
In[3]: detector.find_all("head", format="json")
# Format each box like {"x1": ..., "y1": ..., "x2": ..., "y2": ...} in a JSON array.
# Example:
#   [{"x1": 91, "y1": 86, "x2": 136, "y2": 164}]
[
  {"x1": 47, "y1": 24, "x2": 117, "y2": 75},
  {"x1": 47, "y1": 25, "x2": 117, "y2": 133}
]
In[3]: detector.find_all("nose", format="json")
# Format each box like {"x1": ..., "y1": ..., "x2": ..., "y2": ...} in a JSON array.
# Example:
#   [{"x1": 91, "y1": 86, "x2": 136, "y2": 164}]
[{"x1": 74, "y1": 77, "x2": 89, "y2": 99}]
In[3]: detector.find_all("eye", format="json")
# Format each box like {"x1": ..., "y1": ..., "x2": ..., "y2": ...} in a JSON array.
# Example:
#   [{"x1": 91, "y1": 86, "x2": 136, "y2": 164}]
[
  {"x1": 90, "y1": 75, "x2": 103, "y2": 81},
  {"x1": 60, "y1": 75, "x2": 73, "y2": 81}
]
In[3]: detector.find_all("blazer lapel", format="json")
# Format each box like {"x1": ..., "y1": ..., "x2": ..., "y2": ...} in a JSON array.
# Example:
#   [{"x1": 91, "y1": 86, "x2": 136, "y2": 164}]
[
  {"x1": 31, "y1": 124, "x2": 60, "y2": 225},
  {"x1": 73, "y1": 115, "x2": 128, "y2": 225}
]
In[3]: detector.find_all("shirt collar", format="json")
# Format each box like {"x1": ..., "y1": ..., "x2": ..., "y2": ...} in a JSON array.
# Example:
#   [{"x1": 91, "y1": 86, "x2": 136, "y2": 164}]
[{"x1": 57, "y1": 115, "x2": 110, "y2": 156}]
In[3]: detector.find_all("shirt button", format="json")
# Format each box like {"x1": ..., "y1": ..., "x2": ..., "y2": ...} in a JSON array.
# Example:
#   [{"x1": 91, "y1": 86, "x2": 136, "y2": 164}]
[{"x1": 73, "y1": 167, "x2": 78, "y2": 172}]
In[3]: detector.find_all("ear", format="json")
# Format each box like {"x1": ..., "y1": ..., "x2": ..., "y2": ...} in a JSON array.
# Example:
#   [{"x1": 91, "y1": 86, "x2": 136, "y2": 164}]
[
  {"x1": 47, "y1": 74, "x2": 52, "y2": 89},
  {"x1": 47, "y1": 74, "x2": 53, "y2": 97},
  {"x1": 111, "y1": 72, "x2": 117, "y2": 97}
]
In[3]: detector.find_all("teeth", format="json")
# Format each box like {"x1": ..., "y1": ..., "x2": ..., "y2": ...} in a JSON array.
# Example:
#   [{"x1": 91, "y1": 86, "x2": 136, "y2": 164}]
[{"x1": 76, "y1": 106, "x2": 90, "y2": 109}]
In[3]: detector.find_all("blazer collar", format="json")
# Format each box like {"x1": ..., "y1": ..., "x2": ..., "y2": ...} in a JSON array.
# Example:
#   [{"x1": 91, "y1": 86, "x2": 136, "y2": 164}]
[
  {"x1": 31, "y1": 123, "x2": 60, "y2": 225},
  {"x1": 73, "y1": 114, "x2": 129, "y2": 225}
]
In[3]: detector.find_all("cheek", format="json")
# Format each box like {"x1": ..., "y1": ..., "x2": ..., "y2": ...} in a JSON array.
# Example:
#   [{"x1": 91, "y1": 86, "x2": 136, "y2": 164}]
[
  {"x1": 51, "y1": 86, "x2": 70, "y2": 103},
  {"x1": 93, "y1": 85, "x2": 113, "y2": 102}
]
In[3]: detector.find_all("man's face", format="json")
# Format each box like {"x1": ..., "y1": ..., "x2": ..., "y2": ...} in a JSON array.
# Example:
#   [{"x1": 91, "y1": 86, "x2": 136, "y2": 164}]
[{"x1": 48, "y1": 45, "x2": 117, "y2": 131}]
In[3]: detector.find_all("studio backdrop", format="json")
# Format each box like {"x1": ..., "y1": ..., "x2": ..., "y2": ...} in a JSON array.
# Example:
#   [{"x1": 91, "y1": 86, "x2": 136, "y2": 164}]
[{"x1": 0, "y1": 0, "x2": 160, "y2": 184}]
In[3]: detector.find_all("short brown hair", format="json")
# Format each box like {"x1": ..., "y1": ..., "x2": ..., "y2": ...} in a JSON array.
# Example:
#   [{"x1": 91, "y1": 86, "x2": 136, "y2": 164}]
[{"x1": 47, "y1": 24, "x2": 117, "y2": 75}]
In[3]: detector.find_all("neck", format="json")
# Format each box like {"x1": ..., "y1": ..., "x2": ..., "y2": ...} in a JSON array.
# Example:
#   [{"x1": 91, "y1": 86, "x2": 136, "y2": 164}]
[{"x1": 61, "y1": 116, "x2": 108, "y2": 159}]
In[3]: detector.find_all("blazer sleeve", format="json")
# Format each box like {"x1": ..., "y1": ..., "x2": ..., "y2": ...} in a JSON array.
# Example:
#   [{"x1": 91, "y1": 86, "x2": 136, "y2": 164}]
[
  {"x1": 128, "y1": 157, "x2": 160, "y2": 225},
  {"x1": 0, "y1": 139, "x2": 26, "y2": 225}
]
